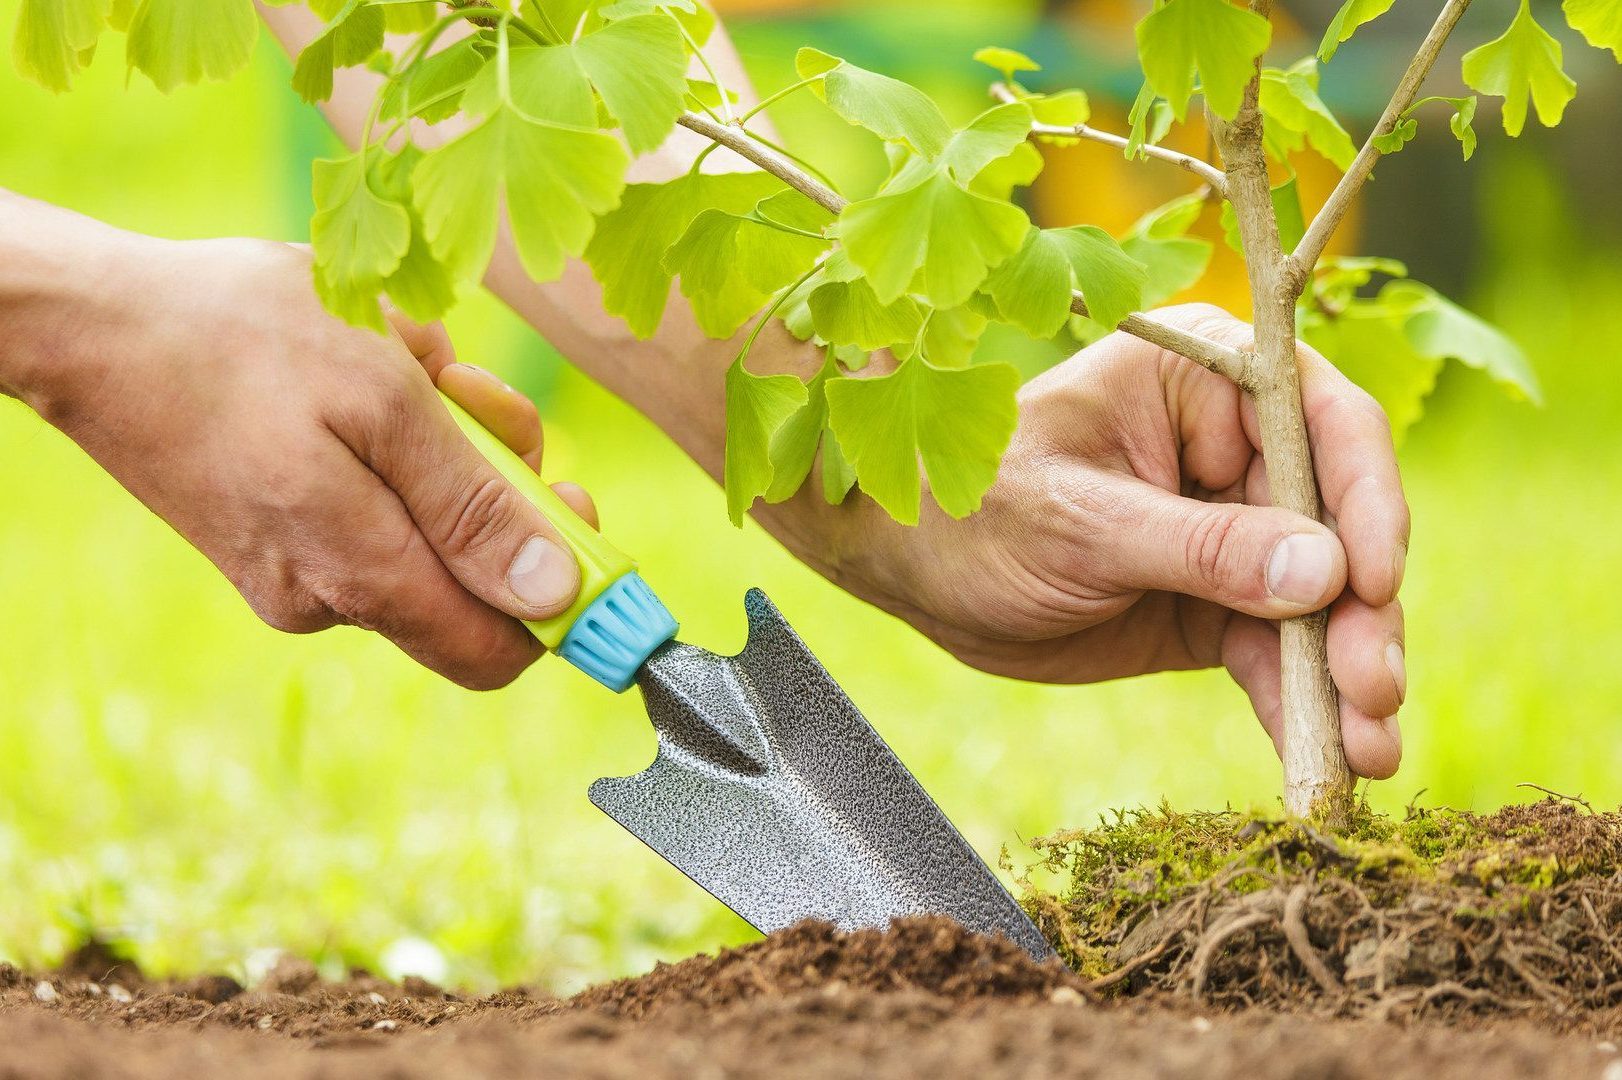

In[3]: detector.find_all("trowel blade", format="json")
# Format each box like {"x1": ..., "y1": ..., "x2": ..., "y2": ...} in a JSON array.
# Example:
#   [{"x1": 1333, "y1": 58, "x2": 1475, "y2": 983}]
[{"x1": 588, "y1": 589, "x2": 1054, "y2": 961}]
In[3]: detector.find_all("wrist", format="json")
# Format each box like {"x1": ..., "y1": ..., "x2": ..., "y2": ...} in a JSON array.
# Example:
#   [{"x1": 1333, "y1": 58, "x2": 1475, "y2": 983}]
[{"x1": 0, "y1": 193, "x2": 160, "y2": 416}]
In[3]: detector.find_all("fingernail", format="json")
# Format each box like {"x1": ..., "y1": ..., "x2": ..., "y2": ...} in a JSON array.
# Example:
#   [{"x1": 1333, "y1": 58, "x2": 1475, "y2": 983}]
[
  {"x1": 1385, "y1": 640, "x2": 1407, "y2": 706},
  {"x1": 507, "y1": 536, "x2": 576, "y2": 610},
  {"x1": 1265, "y1": 533, "x2": 1336, "y2": 606},
  {"x1": 1392, "y1": 542, "x2": 1408, "y2": 594}
]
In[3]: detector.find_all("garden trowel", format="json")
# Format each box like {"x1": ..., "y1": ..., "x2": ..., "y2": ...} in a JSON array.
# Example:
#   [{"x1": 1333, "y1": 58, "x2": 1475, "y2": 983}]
[{"x1": 444, "y1": 394, "x2": 1054, "y2": 961}]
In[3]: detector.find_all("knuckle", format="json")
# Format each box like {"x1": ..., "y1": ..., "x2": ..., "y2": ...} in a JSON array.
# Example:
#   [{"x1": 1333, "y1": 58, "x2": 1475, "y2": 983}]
[
  {"x1": 242, "y1": 580, "x2": 332, "y2": 635},
  {"x1": 310, "y1": 577, "x2": 385, "y2": 633},
  {"x1": 439, "y1": 475, "x2": 523, "y2": 560},
  {"x1": 1184, "y1": 509, "x2": 1244, "y2": 594}
]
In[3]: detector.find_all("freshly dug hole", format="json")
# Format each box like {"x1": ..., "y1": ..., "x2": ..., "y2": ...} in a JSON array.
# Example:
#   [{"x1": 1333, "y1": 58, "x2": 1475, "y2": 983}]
[{"x1": 1015, "y1": 797, "x2": 1622, "y2": 1025}]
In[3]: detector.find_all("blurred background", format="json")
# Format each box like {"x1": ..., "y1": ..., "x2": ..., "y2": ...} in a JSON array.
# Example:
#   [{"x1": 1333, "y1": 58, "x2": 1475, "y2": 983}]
[{"x1": 1, "y1": 0, "x2": 1618, "y2": 991}]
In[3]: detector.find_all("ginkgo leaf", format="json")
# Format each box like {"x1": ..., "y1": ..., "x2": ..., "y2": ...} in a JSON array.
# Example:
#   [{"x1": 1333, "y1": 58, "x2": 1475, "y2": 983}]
[
  {"x1": 1382, "y1": 96, "x2": 1478, "y2": 159},
  {"x1": 413, "y1": 104, "x2": 628, "y2": 284},
  {"x1": 13, "y1": 0, "x2": 107, "y2": 91},
  {"x1": 381, "y1": 36, "x2": 491, "y2": 124},
  {"x1": 597, "y1": 0, "x2": 714, "y2": 45},
  {"x1": 764, "y1": 354, "x2": 840, "y2": 503},
  {"x1": 970, "y1": 142, "x2": 1044, "y2": 199},
  {"x1": 839, "y1": 161, "x2": 1029, "y2": 308},
  {"x1": 1259, "y1": 59, "x2": 1356, "y2": 169},
  {"x1": 125, "y1": 0, "x2": 258, "y2": 92},
  {"x1": 585, "y1": 171, "x2": 783, "y2": 337},
  {"x1": 918, "y1": 304, "x2": 989, "y2": 367},
  {"x1": 1394, "y1": 281, "x2": 1542, "y2": 402},
  {"x1": 293, "y1": 0, "x2": 384, "y2": 104},
  {"x1": 1450, "y1": 95, "x2": 1479, "y2": 159},
  {"x1": 1564, "y1": 0, "x2": 1622, "y2": 60},
  {"x1": 310, "y1": 150, "x2": 411, "y2": 331},
  {"x1": 1135, "y1": 0, "x2": 1272, "y2": 121},
  {"x1": 1462, "y1": 0, "x2": 1576, "y2": 137},
  {"x1": 663, "y1": 192, "x2": 831, "y2": 336},
  {"x1": 821, "y1": 426, "x2": 858, "y2": 504},
  {"x1": 1122, "y1": 193, "x2": 1213, "y2": 308},
  {"x1": 724, "y1": 358, "x2": 809, "y2": 525},
  {"x1": 480, "y1": 15, "x2": 686, "y2": 153},
  {"x1": 796, "y1": 46, "x2": 953, "y2": 157},
  {"x1": 973, "y1": 45, "x2": 1040, "y2": 81},
  {"x1": 1125, "y1": 82, "x2": 1175, "y2": 158},
  {"x1": 1028, "y1": 88, "x2": 1090, "y2": 133},
  {"x1": 823, "y1": 357, "x2": 1021, "y2": 524},
  {"x1": 808, "y1": 277, "x2": 924, "y2": 350},
  {"x1": 1372, "y1": 116, "x2": 1418, "y2": 154},
  {"x1": 1318, "y1": 0, "x2": 1395, "y2": 62},
  {"x1": 371, "y1": 147, "x2": 460, "y2": 324},
  {"x1": 985, "y1": 225, "x2": 1147, "y2": 337},
  {"x1": 1300, "y1": 302, "x2": 1442, "y2": 442},
  {"x1": 937, "y1": 101, "x2": 1034, "y2": 182}
]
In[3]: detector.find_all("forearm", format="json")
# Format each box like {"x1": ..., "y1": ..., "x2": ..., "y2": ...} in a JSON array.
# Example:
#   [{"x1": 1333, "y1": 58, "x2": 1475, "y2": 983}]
[{"x1": 0, "y1": 191, "x2": 152, "y2": 414}]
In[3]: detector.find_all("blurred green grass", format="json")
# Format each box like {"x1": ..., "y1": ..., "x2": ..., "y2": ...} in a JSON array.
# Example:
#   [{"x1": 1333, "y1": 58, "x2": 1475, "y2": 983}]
[{"x1": 1, "y1": 6, "x2": 1620, "y2": 991}]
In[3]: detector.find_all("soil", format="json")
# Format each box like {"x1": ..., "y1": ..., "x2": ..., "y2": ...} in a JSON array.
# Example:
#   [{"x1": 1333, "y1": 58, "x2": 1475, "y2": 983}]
[{"x1": 3, "y1": 800, "x2": 1619, "y2": 1078}]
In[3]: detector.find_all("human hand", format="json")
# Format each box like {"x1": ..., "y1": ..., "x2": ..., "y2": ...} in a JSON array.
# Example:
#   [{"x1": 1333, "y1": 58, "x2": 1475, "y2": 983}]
[
  {"x1": 11, "y1": 227, "x2": 596, "y2": 689},
  {"x1": 818, "y1": 305, "x2": 1408, "y2": 779}
]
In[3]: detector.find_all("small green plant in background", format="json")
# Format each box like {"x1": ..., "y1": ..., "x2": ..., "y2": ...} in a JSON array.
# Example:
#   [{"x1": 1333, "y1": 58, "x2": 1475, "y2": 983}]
[{"x1": 12, "y1": 0, "x2": 1616, "y2": 822}]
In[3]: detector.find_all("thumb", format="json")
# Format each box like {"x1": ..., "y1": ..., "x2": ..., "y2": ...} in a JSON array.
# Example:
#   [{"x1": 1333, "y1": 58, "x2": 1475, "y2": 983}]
[
  {"x1": 340, "y1": 373, "x2": 582, "y2": 623},
  {"x1": 1108, "y1": 480, "x2": 1346, "y2": 618}
]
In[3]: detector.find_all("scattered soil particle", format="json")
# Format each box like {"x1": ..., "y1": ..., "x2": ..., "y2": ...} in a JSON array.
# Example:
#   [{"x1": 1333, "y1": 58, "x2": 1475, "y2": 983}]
[{"x1": 3, "y1": 801, "x2": 1620, "y2": 1077}]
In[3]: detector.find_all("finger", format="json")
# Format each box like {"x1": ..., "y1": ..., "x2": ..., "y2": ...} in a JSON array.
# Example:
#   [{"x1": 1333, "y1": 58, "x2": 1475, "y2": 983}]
[
  {"x1": 1107, "y1": 478, "x2": 1346, "y2": 619},
  {"x1": 552, "y1": 481, "x2": 599, "y2": 530},
  {"x1": 328, "y1": 364, "x2": 583, "y2": 623},
  {"x1": 1326, "y1": 593, "x2": 1406, "y2": 721},
  {"x1": 436, "y1": 363, "x2": 544, "y2": 470},
  {"x1": 1224, "y1": 616, "x2": 1403, "y2": 781},
  {"x1": 1297, "y1": 347, "x2": 1410, "y2": 607},
  {"x1": 311, "y1": 462, "x2": 543, "y2": 690},
  {"x1": 389, "y1": 313, "x2": 459, "y2": 382}
]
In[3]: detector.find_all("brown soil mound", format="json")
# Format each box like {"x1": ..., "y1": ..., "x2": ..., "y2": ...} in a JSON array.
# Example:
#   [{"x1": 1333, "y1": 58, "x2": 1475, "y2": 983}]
[{"x1": 1021, "y1": 799, "x2": 1622, "y2": 1028}]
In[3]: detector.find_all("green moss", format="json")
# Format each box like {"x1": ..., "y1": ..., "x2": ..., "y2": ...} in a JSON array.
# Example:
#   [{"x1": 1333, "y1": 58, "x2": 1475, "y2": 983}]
[{"x1": 1016, "y1": 799, "x2": 1621, "y2": 978}]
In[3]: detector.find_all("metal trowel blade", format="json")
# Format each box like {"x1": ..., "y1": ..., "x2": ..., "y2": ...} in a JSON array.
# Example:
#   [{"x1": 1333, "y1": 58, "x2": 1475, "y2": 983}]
[{"x1": 587, "y1": 589, "x2": 1054, "y2": 961}]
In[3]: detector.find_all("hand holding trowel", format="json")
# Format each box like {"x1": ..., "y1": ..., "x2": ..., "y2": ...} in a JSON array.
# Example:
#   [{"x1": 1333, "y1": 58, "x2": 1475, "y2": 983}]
[{"x1": 444, "y1": 393, "x2": 1053, "y2": 961}]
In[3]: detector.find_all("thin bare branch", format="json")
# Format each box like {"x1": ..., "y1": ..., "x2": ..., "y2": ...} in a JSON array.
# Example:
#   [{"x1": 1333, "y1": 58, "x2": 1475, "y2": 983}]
[
  {"x1": 1070, "y1": 295, "x2": 1250, "y2": 383},
  {"x1": 991, "y1": 83, "x2": 1229, "y2": 195},
  {"x1": 1288, "y1": 0, "x2": 1475, "y2": 282},
  {"x1": 680, "y1": 111, "x2": 1246, "y2": 381}
]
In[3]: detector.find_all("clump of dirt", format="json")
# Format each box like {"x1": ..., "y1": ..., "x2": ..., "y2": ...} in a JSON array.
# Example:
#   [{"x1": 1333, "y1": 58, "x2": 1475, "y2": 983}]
[
  {"x1": 1016, "y1": 797, "x2": 1622, "y2": 1026},
  {"x1": 573, "y1": 916, "x2": 1081, "y2": 1018}
]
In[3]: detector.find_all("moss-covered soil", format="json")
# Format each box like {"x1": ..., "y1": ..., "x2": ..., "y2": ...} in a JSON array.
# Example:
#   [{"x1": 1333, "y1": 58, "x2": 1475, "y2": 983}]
[{"x1": 1014, "y1": 796, "x2": 1622, "y2": 1024}]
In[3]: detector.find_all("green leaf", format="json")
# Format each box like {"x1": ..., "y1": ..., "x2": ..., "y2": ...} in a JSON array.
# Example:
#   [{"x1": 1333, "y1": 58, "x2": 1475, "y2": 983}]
[
  {"x1": 839, "y1": 164, "x2": 1029, "y2": 308},
  {"x1": 13, "y1": 0, "x2": 107, "y2": 91},
  {"x1": 1450, "y1": 95, "x2": 1479, "y2": 159},
  {"x1": 823, "y1": 357, "x2": 1020, "y2": 524},
  {"x1": 1135, "y1": 0, "x2": 1272, "y2": 121},
  {"x1": 1318, "y1": 0, "x2": 1395, "y2": 62},
  {"x1": 807, "y1": 277, "x2": 924, "y2": 350},
  {"x1": 1121, "y1": 193, "x2": 1213, "y2": 308},
  {"x1": 597, "y1": 0, "x2": 714, "y2": 45},
  {"x1": 919, "y1": 304, "x2": 988, "y2": 367},
  {"x1": 724, "y1": 358, "x2": 809, "y2": 525},
  {"x1": 939, "y1": 102, "x2": 1034, "y2": 181},
  {"x1": 1125, "y1": 82, "x2": 1174, "y2": 158},
  {"x1": 969, "y1": 141, "x2": 1044, "y2": 199},
  {"x1": 584, "y1": 171, "x2": 783, "y2": 337},
  {"x1": 821, "y1": 425, "x2": 858, "y2": 504},
  {"x1": 1300, "y1": 301, "x2": 1442, "y2": 441},
  {"x1": 1393, "y1": 281, "x2": 1542, "y2": 403},
  {"x1": 764, "y1": 354, "x2": 839, "y2": 503},
  {"x1": 796, "y1": 46, "x2": 953, "y2": 157},
  {"x1": 125, "y1": 0, "x2": 258, "y2": 92},
  {"x1": 381, "y1": 36, "x2": 490, "y2": 124},
  {"x1": 293, "y1": 1, "x2": 385, "y2": 104},
  {"x1": 1372, "y1": 117, "x2": 1417, "y2": 154},
  {"x1": 663, "y1": 192, "x2": 831, "y2": 337},
  {"x1": 310, "y1": 149, "x2": 411, "y2": 331},
  {"x1": 1259, "y1": 59, "x2": 1356, "y2": 169},
  {"x1": 972, "y1": 45, "x2": 1040, "y2": 81},
  {"x1": 1024, "y1": 88, "x2": 1091, "y2": 145},
  {"x1": 1052, "y1": 226, "x2": 1148, "y2": 330},
  {"x1": 1564, "y1": 0, "x2": 1622, "y2": 60},
  {"x1": 413, "y1": 104, "x2": 628, "y2": 284},
  {"x1": 1462, "y1": 0, "x2": 1576, "y2": 137},
  {"x1": 371, "y1": 146, "x2": 460, "y2": 324},
  {"x1": 1272, "y1": 176, "x2": 1306, "y2": 252},
  {"x1": 486, "y1": 14, "x2": 686, "y2": 153}
]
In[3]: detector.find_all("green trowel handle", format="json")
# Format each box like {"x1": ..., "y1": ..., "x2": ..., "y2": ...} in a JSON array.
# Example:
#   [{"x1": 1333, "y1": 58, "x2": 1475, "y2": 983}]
[{"x1": 439, "y1": 392, "x2": 634, "y2": 650}]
